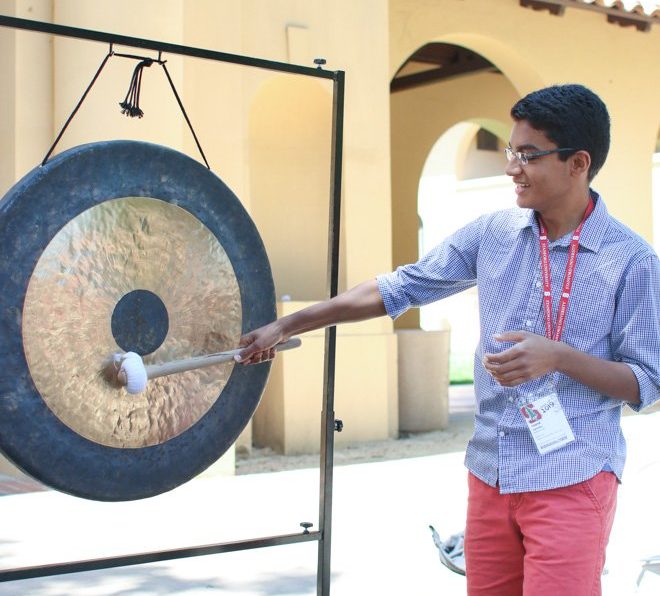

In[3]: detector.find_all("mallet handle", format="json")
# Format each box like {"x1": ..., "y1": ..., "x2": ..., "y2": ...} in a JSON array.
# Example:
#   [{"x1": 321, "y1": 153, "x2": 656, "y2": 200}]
[{"x1": 144, "y1": 337, "x2": 301, "y2": 380}]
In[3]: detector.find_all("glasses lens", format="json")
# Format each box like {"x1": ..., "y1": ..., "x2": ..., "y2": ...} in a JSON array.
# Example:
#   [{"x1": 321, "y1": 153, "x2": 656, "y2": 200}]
[{"x1": 505, "y1": 147, "x2": 527, "y2": 165}]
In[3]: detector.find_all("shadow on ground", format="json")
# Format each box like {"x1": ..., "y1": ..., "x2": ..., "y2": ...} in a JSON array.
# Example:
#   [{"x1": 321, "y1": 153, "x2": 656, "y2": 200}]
[{"x1": 0, "y1": 561, "x2": 335, "y2": 595}]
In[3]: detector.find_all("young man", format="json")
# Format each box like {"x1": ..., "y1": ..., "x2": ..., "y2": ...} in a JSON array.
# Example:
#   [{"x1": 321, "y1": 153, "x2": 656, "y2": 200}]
[{"x1": 236, "y1": 84, "x2": 660, "y2": 595}]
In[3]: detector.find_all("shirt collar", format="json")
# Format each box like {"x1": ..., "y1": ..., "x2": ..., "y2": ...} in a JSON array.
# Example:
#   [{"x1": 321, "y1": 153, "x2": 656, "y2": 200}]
[{"x1": 517, "y1": 189, "x2": 608, "y2": 252}]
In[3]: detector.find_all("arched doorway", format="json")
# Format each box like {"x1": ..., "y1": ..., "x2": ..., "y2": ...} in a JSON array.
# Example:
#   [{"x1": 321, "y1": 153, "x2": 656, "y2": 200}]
[
  {"x1": 390, "y1": 40, "x2": 533, "y2": 328},
  {"x1": 418, "y1": 121, "x2": 512, "y2": 383}
]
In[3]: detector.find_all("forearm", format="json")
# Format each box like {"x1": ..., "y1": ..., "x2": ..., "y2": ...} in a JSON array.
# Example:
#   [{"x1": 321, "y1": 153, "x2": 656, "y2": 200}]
[
  {"x1": 237, "y1": 280, "x2": 387, "y2": 363},
  {"x1": 278, "y1": 279, "x2": 386, "y2": 337},
  {"x1": 555, "y1": 342, "x2": 640, "y2": 404}
]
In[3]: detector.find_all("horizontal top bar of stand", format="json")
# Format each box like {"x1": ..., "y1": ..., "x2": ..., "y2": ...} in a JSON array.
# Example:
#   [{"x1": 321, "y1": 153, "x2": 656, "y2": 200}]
[
  {"x1": 0, "y1": 530, "x2": 322, "y2": 582},
  {"x1": 0, "y1": 15, "x2": 337, "y2": 80}
]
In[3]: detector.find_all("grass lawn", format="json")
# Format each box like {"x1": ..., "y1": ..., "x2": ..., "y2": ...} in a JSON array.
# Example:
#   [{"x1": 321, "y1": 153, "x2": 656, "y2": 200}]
[{"x1": 449, "y1": 351, "x2": 474, "y2": 385}]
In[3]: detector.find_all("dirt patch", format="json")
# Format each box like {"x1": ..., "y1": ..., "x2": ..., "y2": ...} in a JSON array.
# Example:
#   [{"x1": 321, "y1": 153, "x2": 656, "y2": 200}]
[{"x1": 236, "y1": 411, "x2": 475, "y2": 475}]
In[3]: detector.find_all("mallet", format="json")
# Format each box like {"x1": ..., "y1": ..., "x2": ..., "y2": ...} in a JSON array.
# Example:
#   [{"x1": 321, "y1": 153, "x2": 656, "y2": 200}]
[{"x1": 105, "y1": 338, "x2": 301, "y2": 394}]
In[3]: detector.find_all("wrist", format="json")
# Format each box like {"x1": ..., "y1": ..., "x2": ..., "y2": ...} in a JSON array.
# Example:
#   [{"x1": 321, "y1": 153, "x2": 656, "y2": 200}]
[
  {"x1": 276, "y1": 317, "x2": 294, "y2": 338},
  {"x1": 553, "y1": 341, "x2": 572, "y2": 375}
]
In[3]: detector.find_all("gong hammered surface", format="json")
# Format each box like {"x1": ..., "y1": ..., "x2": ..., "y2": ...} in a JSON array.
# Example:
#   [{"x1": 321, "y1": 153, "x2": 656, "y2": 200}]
[
  {"x1": 0, "y1": 140, "x2": 275, "y2": 500},
  {"x1": 22, "y1": 197, "x2": 242, "y2": 448}
]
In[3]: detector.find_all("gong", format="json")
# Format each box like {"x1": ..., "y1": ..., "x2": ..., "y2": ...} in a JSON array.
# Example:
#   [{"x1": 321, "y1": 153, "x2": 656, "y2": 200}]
[{"x1": 0, "y1": 141, "x2": 275, "y2": 501}]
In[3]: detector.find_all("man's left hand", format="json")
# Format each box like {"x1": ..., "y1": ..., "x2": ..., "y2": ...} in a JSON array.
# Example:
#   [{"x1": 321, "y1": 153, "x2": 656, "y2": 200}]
[{"x1": 483, "y1": 331, "x2": 561, "y2": 386}]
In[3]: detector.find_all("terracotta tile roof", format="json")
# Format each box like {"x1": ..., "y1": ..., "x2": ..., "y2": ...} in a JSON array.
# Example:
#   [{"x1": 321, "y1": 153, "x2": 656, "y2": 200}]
[
  {"x1": 578, "y1": 0, "x2": 659, "y2": 18},
  {"x1": 521, "y1": 0, "x2": 659, "y2": 30}
]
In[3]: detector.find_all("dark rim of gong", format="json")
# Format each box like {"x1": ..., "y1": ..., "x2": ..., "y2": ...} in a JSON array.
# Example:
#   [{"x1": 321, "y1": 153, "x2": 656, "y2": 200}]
[{"x1": 0, "y1": 141, "x2": 275, "y2": 501}]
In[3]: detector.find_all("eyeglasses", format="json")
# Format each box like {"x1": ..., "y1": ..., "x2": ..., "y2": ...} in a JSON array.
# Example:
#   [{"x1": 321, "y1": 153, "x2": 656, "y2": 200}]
[{"x1": 504, "y1": 146, "x2": 576, "y2": 166}]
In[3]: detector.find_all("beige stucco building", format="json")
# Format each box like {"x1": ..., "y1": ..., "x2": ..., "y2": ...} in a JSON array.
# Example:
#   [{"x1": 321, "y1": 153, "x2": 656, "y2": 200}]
[{"x1": 1, "y1": 0, "x2": 658, "y2": 471}]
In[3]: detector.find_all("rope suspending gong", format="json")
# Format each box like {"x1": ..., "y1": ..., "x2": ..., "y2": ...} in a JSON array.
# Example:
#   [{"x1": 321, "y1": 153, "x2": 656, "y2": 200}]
[
  {"x1": 119, "y1": 59, "x2": 153, "y2": 118},
  {"x1": 41, "y1": 46, "x2": 210, "y2": 169}
]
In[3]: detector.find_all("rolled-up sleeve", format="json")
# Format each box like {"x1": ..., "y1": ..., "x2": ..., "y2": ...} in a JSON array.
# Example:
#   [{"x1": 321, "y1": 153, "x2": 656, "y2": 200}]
[
  {"x1": 612, "y1": 254, "x2": 660, "y2": 411},
  {"x1": 376, "y1": 216, "x2": 484, "y2": 320}
]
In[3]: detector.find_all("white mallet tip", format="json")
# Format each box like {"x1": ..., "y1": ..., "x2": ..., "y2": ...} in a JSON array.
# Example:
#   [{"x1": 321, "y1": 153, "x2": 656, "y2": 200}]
[{"x1": 119, "y1": 352, "x2": 148, "y2": 394}]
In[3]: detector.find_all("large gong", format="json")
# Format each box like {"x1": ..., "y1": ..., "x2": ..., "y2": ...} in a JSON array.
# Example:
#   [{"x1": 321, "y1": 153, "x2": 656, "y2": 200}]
[{"x1": 0, "y1": 141, "x2": 275, "y2": 501}]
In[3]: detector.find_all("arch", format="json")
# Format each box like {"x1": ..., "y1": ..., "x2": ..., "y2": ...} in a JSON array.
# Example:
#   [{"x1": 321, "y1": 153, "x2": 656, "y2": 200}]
[
  {"x1": 391, "y1": 30, "x2": 545, "y2": 97},
  {"x1": 421, "y1": 122, "x2": 480, "y2": 178},
  {"x1": 248, "y1": 74, "x2": 334, "y2": 301},
  {"x1": 416, "y1": 119, "x2": 514, "y2": 382},
  {"x1": 390, "y1": 39, "x2": 528, "y2": 327},
  {"x1": 419, "y1": 120, "x2": 513, "y2": 247},
  {"x1": 420, "y1": 119, "x2": 509, "y2": 182},
  {"x1": 470, "y1": 118, "x2": 510, "y2": 145}
]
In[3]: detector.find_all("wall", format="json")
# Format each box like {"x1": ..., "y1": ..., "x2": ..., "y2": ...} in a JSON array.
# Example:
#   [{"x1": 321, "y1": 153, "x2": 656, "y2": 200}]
[
  {"x1": 0, "y1": 0, "x2": 398, "y2": 467},
  {"x1": 389, "y1": 0, "x2": 660, "y2": 294}
]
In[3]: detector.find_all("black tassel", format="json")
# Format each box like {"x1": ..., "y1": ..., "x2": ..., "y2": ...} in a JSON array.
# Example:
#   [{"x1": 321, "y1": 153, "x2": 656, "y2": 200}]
[{"x1": 119, "y1": 59, "x2": 153, "y2": 118}]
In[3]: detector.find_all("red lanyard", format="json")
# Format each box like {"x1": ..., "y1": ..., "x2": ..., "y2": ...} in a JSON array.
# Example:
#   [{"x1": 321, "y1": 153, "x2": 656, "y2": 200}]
[{"x1": 537, "y1": 199, "x2": 594, "y2": 342}]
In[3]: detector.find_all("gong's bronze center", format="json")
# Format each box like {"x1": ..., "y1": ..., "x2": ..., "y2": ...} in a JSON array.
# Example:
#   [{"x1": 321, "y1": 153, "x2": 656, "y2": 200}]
[{"x1": 22, "y1": 196, "x2": 242, "y2": 449}]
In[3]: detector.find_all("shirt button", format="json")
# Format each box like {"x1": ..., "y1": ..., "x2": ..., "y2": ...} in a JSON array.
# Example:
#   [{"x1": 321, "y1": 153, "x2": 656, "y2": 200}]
[
  {"x1": 508, "y1": 397, "x2": 514, "y2": 403},
  {"x1": 536, "y1": 281, "x2": 542, "y2": 288},
  {"x1": 525, "y1": 320, "x2": 533, "y2": 327},
  {"x1": 499, "y1": 431, "x2": 506, "y2": 438}
]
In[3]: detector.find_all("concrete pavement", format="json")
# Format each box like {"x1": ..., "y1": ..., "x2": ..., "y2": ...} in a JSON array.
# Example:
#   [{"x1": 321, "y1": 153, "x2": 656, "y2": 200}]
[{"x1": 0, "y1": 410, "x2": 658, "y2": 595}]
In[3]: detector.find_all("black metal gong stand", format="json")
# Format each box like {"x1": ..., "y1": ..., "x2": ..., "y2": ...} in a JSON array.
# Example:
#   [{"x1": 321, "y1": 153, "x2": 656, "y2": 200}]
[{"x1": 0, "y1": 15, "x2": 344, "y2": 595}]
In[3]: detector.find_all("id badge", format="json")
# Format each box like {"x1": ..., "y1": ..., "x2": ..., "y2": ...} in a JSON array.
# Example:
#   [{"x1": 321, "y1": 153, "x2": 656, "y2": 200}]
[{"x1": 518, "y1": 383, "x2": 575, "y2": 455}]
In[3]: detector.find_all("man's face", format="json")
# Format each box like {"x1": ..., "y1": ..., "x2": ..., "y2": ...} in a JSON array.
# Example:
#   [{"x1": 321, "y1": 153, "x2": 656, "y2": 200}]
[{"x1": 505, "y1": 119, "x2": 573, "y2": 213}]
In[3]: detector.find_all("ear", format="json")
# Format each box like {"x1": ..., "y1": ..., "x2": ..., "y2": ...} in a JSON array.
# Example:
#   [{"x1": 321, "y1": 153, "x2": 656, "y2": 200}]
[{"x1": 570, "y1": 150, "x2": 591, "y2": 178}]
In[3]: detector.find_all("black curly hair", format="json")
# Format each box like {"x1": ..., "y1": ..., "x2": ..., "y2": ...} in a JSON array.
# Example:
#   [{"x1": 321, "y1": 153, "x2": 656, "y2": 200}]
[{"x1": 510, "y1": 84, "x2": 610, "y2": 181}]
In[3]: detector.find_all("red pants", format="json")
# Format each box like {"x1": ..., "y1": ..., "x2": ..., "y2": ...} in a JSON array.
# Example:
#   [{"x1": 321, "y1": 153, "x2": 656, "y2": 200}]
[{"x1": 465, "y1": 471, "x2": 618, "y2": 596}]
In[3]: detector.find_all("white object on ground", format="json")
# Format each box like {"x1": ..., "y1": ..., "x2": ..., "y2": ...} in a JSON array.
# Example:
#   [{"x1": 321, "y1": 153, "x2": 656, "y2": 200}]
[{"x1": 430, "y1": 525, "x2": 466, "y2": 576}]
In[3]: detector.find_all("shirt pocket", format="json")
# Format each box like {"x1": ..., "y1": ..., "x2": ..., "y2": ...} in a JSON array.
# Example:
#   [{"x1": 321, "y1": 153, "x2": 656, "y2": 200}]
[{"x1": 564, "y1": 268, "x2": 616, "y2": 351}]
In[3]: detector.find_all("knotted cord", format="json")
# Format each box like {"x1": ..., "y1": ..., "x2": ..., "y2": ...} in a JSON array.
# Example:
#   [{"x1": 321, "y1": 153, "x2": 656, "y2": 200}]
[{"x1": 119, "y1": 58, "x2": 153, "y2": 118}]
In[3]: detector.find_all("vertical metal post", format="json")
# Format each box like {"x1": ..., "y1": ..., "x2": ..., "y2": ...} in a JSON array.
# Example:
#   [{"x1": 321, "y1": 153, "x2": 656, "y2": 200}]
[
  {"x1": 317, "y1": 69, "x2": 345, "y2": 596},
  {"x1": 0, "y1": 15, "x2": 348, "y2": 590}
]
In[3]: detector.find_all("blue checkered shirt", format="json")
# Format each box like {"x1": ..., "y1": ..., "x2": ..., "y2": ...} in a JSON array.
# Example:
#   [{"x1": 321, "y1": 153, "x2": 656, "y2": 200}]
[{"x1": 377, "y1": 193, "x2": 660, "y2": 493}]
